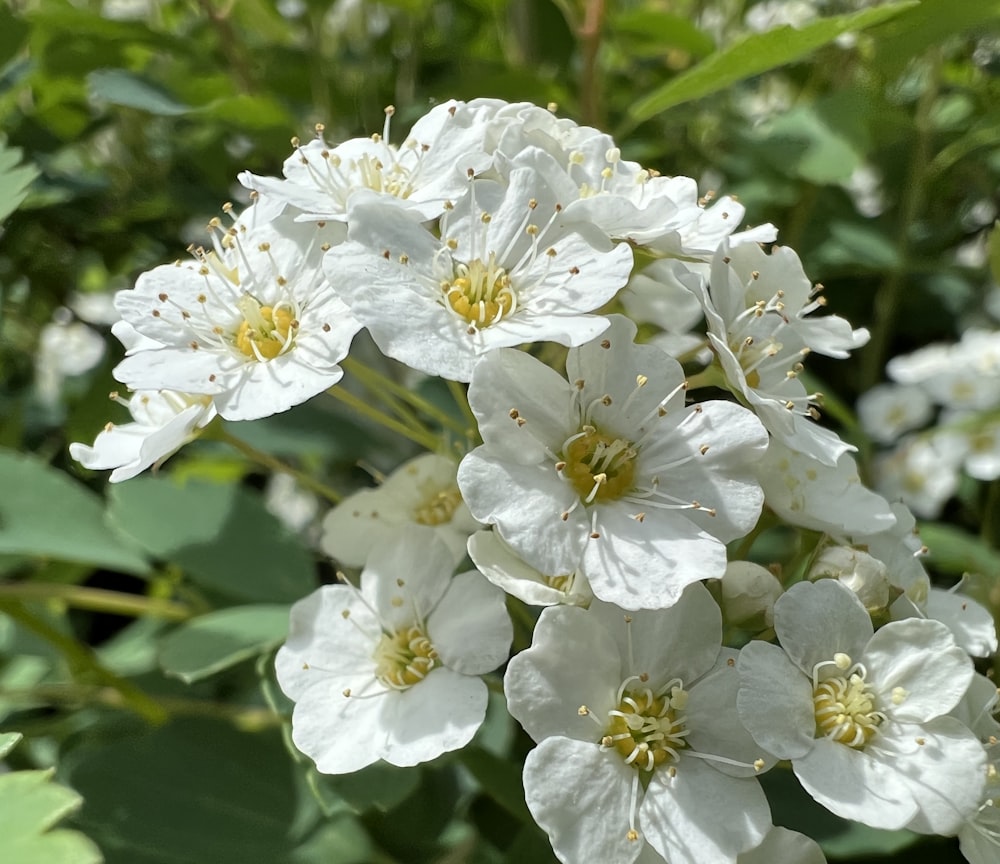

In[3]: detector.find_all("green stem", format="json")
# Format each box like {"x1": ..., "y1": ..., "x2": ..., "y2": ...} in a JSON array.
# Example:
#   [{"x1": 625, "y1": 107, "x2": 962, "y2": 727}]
[
  {"x1": 218, "y1": 428, "x2": 343, "y2": 503},
  {"x1": 578, "y1": 0, "x2": 607, "y2": 127},
  {"x1": 447, "y1": 379, "x2": 479, "y2": 441},
  {"x1": 0, "y1": 583, "x2": 191, "y2": 621},
  {"x1": 343, "y1": 358, "x2": 469, "y2": 436},
  {"x1": 0, "y1": 601, "x2": 167, "y2": 725},
  {"x1": 327, "y1": 385, "x2": 442, "y2": 451}
]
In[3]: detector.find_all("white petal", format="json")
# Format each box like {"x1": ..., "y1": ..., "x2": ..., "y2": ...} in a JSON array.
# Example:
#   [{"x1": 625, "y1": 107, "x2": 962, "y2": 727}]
[
  {"x1": 863, "y1": 618, "x2": 973, "y2": 721},
  {"x1": 380, "y1": 666, "x2": 487, "y2": 766},
  {"x1": 504, "y1": 605, "x2": 620, "y2": 743},
  {"x1": 793, "y1": 737, "x2": 919, "y2": 829},
  {"x1": 737, "y1": 641, "x2": 816, "y2": 760},
  {"x1": 641, "y1": 757, "x2": 770, "y2": 864},
  {"x1": 429, "y1": 570, "x2": 512, "y2": 675},
  {"x1": 773, "y1": 580, "x2": 873, "y2": 676},
  {"x1": 524, "y1": 738, "x2": 641, "y2": 864},
  {"x1": 737, "y1": 826, "x2": 827, "y2": 864},
  {"x1": 925, "y1": 587, "x2": 999, "y2": 658}
]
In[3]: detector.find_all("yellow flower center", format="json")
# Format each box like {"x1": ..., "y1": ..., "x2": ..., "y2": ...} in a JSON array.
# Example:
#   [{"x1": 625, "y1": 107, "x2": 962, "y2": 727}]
[
  {"x1": 813, "y1": 673, "x2": 884, "y2": 749},
  {"x1": 602, "y1": 685, "x2": 688, "y2": 773},
  {"x1": 373, "y1": 625, "x2": 438, "y2": 690},
  {"x1": 444, "y1": 254, "x2": 515, "y2": 327},
  {"x1": 563, "y1": 427, "x2": 637, "y2": 504},
  {"x1": 235, "y1": 294, "x2": 296, "y2": 361},
  {"x1": 413, "y1": 485, "x2": 464, "y2": 526}
]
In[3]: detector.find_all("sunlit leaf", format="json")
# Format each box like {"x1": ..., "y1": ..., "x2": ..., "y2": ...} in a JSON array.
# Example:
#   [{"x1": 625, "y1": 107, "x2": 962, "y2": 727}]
[
  {"x1": 626, "y1": 2, "x2": 916, "y2": 126},
  {"x1": 0, "y1": 138, "x2": 39, "y2": 224}
]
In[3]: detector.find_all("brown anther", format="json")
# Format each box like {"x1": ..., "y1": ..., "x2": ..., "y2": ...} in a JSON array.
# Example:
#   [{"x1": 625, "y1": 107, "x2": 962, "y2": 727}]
[
  {"x1": 699, "y1": 444, "x2": 710, "y2": 455},
  {"x1": 600, "y1": 339, "x2": 611, "y2": 349},
  {"x1": 590, "y1": 531, "x2": 601, "y2": 539},
  {"x1": 382, "y1": 249, "x2": 391, "y2": 259},
  {"x1": 208, "y1": 374, "x2": 216, "y2": 382},
  {"x1": 633, "y1": 512, "x2": 646, "y2": 522},
  {"x1": 158, "y1": 292, "x2": 168, "y2": 302},
  {"x1": 189, "y1": 341, "x2": 199, "y2": 350},
  {"x1": 554, "y1": 461, "x2": 566, "y2": 471},
  {"x1": 322, "y1": 323, "x2": 331, "y2": 332}
]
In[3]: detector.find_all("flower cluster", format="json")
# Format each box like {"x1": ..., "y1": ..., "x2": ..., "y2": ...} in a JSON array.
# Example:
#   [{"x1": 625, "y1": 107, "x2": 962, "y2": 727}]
[{"x1": 71, "y1": 99, "x2": 999, "y2": 864}]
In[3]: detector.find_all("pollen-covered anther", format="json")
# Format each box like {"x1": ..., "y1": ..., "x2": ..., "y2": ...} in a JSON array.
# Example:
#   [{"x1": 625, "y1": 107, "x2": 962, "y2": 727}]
[
  {"x1": 373, "y1": 625, "x2": 439, "y2": 690},
  {"x1": 445, "y1": 253, "x2": 515, "y2": 326}
]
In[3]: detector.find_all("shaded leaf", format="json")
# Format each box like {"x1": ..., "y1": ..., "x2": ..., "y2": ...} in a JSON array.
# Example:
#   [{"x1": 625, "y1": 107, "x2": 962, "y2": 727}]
[
  {"x1": 87, "y1": 69, "x2": 191, "y2": 116},
  {"x1": 920, "y1": 522, "x2": 1000, "y2": 577},
  {"x1": 0, "y1": 138, "x2": 39, "y2": 224},
  {"x1": 0, "y1": 449, "x2": 149, "y2": 575},
  {"x1": 107, "y1": 477, "x2": 315, "y2": 602},
  {"x1": 158, "y1": 604, "x2": 290, "y2": 683}
]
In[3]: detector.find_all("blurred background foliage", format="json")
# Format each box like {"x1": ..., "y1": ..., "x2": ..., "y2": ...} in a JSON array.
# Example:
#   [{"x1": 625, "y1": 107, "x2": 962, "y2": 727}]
[{"x1": 1, "y1": 0, "x2": 999, "y2": 862}]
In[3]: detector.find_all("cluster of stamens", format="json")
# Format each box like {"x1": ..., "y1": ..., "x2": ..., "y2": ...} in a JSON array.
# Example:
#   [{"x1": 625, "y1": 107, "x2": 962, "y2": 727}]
[
  {"x1": 373, "y1": 625, "x2": 439, "y2": 690},
  {"x1": 444, "y1": 254, "x2": 515, "y2": 326},
  {"x1": 561, "y1": 425, "x2": 638, "y2": 504},
  {"x1": 235, "y1": 294, "x2": 298, "y2": 361},
  {"x1": 413, "y1": 485, "x2": 464, "y2": 526},
  {"x1": 600, "y1": 676, "x2": 690, "y2": 772},
  {"x1": 812, "y1": 654, "x2": 887, "y2": 749}
]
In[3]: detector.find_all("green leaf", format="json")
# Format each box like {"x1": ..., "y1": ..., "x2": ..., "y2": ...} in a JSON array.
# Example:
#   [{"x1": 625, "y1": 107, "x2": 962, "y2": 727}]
[
  {"x1": 0, "y1": 731, "x2": 22, "y2": 758},
  {"x1": 0, "y1": 449, "x2": 149, "y2": 575},
  {"x1": 107, "y1": 477, "x2": 315, "y2": 602},
  {"x1": 0, "y1": 138, "x2": 39, "y2": 224},
  {"x1": 158, "y1": 604, "x2": 290, "y2": 683},
  {"x1": 0, "y1": 736, "x2": 103, "y2": 864},
  {"x1": 460, "y1": 747, "x2": 530, "y2": 822},
  {"x1": 920, "y1": 522, "x2": 1000, "y2": 576},
  {"x1": 86, "y1": 69, "x2": 191, "y2": 116},
  {"x1": 67, "y1": 719, "x2": 296, "y2": 864},
  {"x1": 625, "y1": 2, "x2": 916, "y2": 126}
]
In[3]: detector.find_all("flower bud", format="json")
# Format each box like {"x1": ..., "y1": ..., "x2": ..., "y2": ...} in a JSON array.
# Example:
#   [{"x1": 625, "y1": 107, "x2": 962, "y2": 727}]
[
  {"x1": 720, "y1": 561, "x2": 783, "y2": 629},
  {"x1": 808, "y1": 546, "x2": 892, "y2": 616}
]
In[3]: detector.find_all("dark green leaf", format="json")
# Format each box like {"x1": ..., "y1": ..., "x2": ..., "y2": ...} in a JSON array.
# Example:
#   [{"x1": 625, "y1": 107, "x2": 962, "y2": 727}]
[
  {"x1": 920, "y1": 522, "x2": 1000, "y2": 576},
  {"x1": 0, "y1": 139, "x2": 39, "y2": 224}
]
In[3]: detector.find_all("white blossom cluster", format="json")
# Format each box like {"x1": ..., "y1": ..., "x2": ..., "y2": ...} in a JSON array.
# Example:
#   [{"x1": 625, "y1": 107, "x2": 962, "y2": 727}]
[
  {"x1": 859, "y1": 328, "x2": 1000, "y2": 518},
  {"x1": 70, "y1": 99, "x2": 999, "y2": 864}
]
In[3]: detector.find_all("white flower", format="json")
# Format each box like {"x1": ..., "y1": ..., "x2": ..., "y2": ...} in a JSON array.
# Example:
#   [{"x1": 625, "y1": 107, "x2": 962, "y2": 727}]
[
  {"x1": 738, "y1": 826, "x2": 827, "y2": 864},
  {"x1": 808, "y1": 546, "x2": 892, "y2": 615},
  {"x1": 35, "y1": 314, "x2": 106, "y2": 406},
  {"x1": 757, "y1": 440, "x2": 896, "y2": 535},
  {"x1": 737, "y1": 579, "x2": 986, "y2": 833},
  {"x1": 467, "y1": 529, "x2": 592, "y2": 607},
  {"x1": 619, "y1": 259, "x2": 707, "y2": 360},
  {"x1": 275, "y1": 528, "x2": 512, "y2": 773},
  {"x1": 481, "y1": 103, "x2": 775, "y2": 256},
  {"x1": 953, "y1": 674, "x2": 1000, "y2": 864},
  {"x1": 887, "y1": 330, "x2": 1000, "y2": 411},
  {"x1": 69, "y1": 389, "x2": 216, "y2": 482},
  {"x1": 857, "y1": 383, "x2": 934, "y2": 445},
  {"x1": 699, "y1": 242, "x2": 868, "y2": 465},
  {"x1": 239, "y1": 100, "x2": 499, "y2": 222},
  {"x1": 505, "y1": 584, "x2": 771, "y2": 864},
  {"x1": 321, "y1": 453, "x2": 481, "y2": 567},
  {"x1": 873, "y1": 433, "x2": 965, "y2": 519},
  {"x1": 323, "y1": 159, "x2": 633, "y2": 381},
  {"x1": 113, "y1": 205, "x2": 361, "y2": 421},
  {"x1": 458, "y1": 315, "x2": 768, "y2": 610}
]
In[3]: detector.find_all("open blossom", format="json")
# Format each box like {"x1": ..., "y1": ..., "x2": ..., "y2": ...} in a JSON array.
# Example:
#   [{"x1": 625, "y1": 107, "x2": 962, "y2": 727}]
[
  {"x1": 321, "y1": 452, "x2": 481, "y2": 567},
  {"x1": 506, "y1": 584, "x2": 770, "y2": 864},
  {"x1": 240, "y1": 100, "x2": 498, "y2": 223},
  {"x1": 458, "y1": 315, "x2": 768, "y2": 610},
  {"x1": 323, "y1": 158, "x2": 633, "y2": 381},
  {"x1": 113, "y1": 205, "x2": 361, "y2": 421},
  {"x1": 697, "y1": 242, "x2": 868, "y2": 465},
  {"x1": 275, "y1": 528, "x2": 512, "y2": 773},
  {"x1": 738, "y1": 579, "x2": 986, "y2": 833},
  {"x1": 69, "y1": 389, "x2": 216, "y2": 482},
  {"x1": 479, "y1": 101, "x2": 775, "y2": 256},
  {"x1": 953, "y1": 674, "x2": 1000, "y2": 864}
]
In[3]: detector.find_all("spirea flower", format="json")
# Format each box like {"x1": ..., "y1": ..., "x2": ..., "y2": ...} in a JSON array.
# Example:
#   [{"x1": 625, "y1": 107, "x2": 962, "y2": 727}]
[
  {"x1": 953, "y1": 674, "x2": 1000, "y2": 864},
  {"x1": 69, "y1": 388, "x2": 216, "y2": 482},
  {"x1": 321, "y1": 452, "x2": 481, "y2": 567},
  {"x1": 505, "y1": 583, "x2": 771, "y2": 864},
  {"x1": 480, "y1": 101, "x2": 776, "y2": 256},
  {"x1": 458, "y1": 315, "x2": 768, "y2": 610},
  {"x1": 275, "y1": 528, "x2": 512, "y2": 773},
  {"x1": 698, "y1": 242, "x2": 868, "y2": 465},
  {"x1": 323, "y1": 159, "x2": 633, "y2": 381},
  {"x1": 240, "y1": 100, "x2": 498, "y2": 223},
  {"x1": 737, "y1": 579, "x2": 987, "y2": 833},
  {"x1": 114, "y1": 204, "x2": 361, "y2": 421}
]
